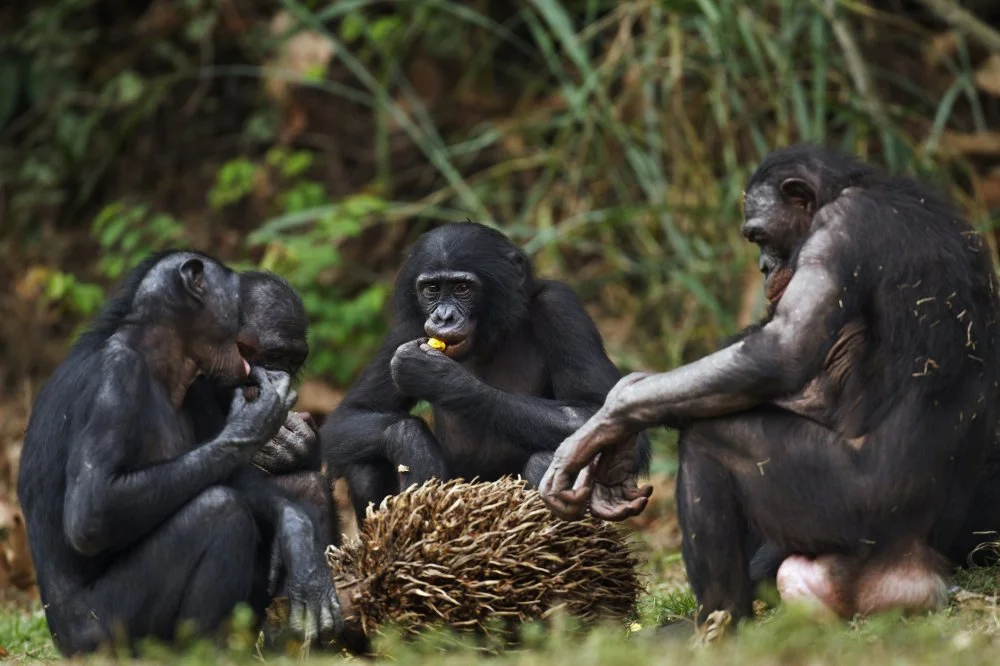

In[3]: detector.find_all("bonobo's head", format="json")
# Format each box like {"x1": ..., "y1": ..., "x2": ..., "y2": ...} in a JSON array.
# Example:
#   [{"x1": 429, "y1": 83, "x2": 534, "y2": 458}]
[
  {"x1": 394, "y1": 222, "x2": 534, "y2": 360},
  {"x1": 236, "y1": 271, "x2": 309, "y2": 379},
  {"x1": 130, "y1": 250, "x2": 249, "y2": 387},
  {"x1": 743, "y1": 145, "x2": 874, "y2": 303}
]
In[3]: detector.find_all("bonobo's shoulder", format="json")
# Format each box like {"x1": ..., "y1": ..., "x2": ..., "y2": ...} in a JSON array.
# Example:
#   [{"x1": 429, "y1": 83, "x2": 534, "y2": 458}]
[
  {"x1": 95, "y1": 337, "x2": 151, "y2": 390},
  {"x1": 532, "y1": 279, "x2": 587, "y2": 310}
]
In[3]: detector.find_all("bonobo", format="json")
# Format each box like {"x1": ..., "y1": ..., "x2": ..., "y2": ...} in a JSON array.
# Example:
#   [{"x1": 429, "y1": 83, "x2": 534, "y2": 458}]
[
  {"x1": 321, "y1": 222, "x2": 650, "y2": 524},
  {"x1": 17, "y1": 251, "x2": 339, "y2": 656},
  {"x1": 541, "y1": 145, "x2": 1000, "y2": 625}
]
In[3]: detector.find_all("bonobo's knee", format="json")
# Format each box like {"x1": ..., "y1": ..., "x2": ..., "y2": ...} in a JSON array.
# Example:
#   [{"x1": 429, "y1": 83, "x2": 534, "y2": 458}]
[
  {"x1": 186, "y1": 486, "x2": 256, "y2": 535},
  {"x1": 385, "y1": 418, "x2": 449, "y2": 482},
  {"x1": 523, "y1": 452, "x2": 553, "y2": 487}
]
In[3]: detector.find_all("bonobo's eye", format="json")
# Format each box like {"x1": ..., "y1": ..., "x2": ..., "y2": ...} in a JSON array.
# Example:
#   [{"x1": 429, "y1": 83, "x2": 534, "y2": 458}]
[
  {"x1": 422, "y1": 283, "x2": 440, "y2": 299},
  {"x1": 454, "y1": 282, "x2": 471, "y2": 297}
]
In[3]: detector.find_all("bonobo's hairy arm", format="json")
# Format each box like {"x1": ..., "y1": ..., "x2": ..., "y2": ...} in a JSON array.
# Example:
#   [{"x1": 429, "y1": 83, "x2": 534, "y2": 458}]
[
  {"x1": 321, "y1": 327, "x2": 446, "y2": 481},
  {"x1": 541, "y1": 226, "x2": 843, "y2": 520},
  {"x1": 63, "y1": 359, "x2": 291, "y2": 557}
]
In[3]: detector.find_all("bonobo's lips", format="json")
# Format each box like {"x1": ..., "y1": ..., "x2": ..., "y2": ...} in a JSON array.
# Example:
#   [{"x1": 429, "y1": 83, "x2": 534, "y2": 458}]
[{"x1": 425, "y1": 330, "x2": 473, "y2": 359}]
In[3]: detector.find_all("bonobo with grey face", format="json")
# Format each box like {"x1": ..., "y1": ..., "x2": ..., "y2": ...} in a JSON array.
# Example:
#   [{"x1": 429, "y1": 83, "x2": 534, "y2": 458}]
[{"x1": 541, "y1": 145, "x2": 1000, "y2": 625}]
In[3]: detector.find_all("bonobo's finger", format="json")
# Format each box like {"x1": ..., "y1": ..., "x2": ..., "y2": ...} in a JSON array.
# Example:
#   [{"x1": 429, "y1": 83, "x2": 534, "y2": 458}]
[
  {"x1": 298, "y1": 412, "x2": 317, "y2": 431},
  {"x1": 289, "y1": 602, "x2": 306, "y2": 635},
  {"x1": 265, "y1": 370, "x2": 292, "y2": 403},
  {"x1": 267, "y1": 539, "x2": 283, "y2": 594},
  {"x1": 248, "y1": 365, "x2": 273, "y2": 389},
  {"x1": 320, "y1": 590, "x2": 345, "y2": 636},
  {"x1": 590, "y1": 491, "x2": 649, "y2": 521},
  {"x1": 282, "y1": 389, "x2": 298, "y2": 412},
  {"x1": 550, "y1": 488, "x2": 590, "y2": 520}
]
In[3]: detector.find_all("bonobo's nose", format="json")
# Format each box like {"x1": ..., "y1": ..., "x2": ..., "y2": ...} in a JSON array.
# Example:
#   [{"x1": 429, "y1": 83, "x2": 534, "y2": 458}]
[
  {"x1": 430, "y1": 305, "x2": 457, "y2": 327},
  {"x1": 741, "y1": 217, "x2": 767, "y2": 243}
]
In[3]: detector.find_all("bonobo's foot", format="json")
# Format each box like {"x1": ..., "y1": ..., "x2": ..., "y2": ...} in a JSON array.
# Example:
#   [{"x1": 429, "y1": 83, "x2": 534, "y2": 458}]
[{"x1": 691, "y1": 610, "x2": 732, "y2": 647}]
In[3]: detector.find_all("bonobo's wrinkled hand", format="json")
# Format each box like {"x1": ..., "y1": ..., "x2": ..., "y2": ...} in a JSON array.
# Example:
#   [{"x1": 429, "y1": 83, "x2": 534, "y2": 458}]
[
  {"x1": 269, "y1": 509, "x2": 344, "y2": 644},
  {"x1": 588, "y1": 435, "x2": 653, "y2": 521},
  {"x1": 390, "y1": 338, "x2": 469, "y2": 402},
  {"x1": 540, "y1": 372, "x2": 655, "y2": 520},
  {"x1": 221, "y1": 367, "x2": 295, "y2": 455},
  {"x1": 251, "y1": 412, "x2": 319, "y2": 474}
]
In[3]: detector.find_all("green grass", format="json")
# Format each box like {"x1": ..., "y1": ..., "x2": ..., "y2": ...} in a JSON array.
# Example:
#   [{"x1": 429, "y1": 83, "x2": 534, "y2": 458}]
[{"x1": 2, "y1": 474, "x2": 998, "y2": 666}]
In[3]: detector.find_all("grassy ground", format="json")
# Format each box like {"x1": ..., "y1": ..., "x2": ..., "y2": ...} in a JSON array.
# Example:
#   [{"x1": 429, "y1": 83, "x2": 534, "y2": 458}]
[{"x1": 1, "y1": 464, "x2": 998, "y2": 665}]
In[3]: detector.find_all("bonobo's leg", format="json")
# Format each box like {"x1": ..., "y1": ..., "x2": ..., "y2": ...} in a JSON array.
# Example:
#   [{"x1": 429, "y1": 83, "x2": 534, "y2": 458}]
[
  {"x1": 676, "y1": 438, "x2": 754, "y2": 623},
  {"x1": 948, "y1": 459, "x2": 1000, "y2": 567},
  {"x1": 523, "y1": 452, "x2": 554, "y2": 488},
  {"x1": 677, "y1": 408, "x2": 947, "y2": 622},
  {"x1": 52, "y1": 487, "x2": 263, "y2": 655},
  {"x1": 342, "y1": 461, "x2": 399, "y2": 526},
  {"x1": 270, "y1": 471, "x2": 339, "y2": 546}
]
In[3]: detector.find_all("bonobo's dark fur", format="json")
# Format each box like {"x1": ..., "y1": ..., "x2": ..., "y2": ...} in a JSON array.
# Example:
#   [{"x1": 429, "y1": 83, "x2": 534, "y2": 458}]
[
  {"x1": 321, "y1": 222, "x2": 651, "y2": 524},
  {"x1": 540, "y1": 145, "x2": 1000, "y2": 623},
  {"x1": 17, "y1": 251, "x2": 330, "y2": 656}
]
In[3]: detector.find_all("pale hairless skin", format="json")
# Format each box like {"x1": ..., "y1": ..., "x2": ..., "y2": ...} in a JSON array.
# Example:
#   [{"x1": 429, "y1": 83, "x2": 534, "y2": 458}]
[{"x1": 539, "y1": 214, "x2": 843, "y2": 521}]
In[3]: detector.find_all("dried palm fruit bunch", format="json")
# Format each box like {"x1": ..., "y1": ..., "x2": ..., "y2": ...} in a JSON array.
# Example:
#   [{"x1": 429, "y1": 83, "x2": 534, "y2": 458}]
[{"x1": 323, "y1": 476, "x2": 642, "y2": 647}]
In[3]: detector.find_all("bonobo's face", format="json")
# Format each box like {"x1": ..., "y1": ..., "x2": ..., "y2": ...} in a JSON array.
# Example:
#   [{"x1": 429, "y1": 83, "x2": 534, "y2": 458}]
[
  {"x1": 145, "y1": 254, "x2": 249, "y2": 388},
  {"x1": 416, "y1": 270, "x2": 481, "y2": 359},
  {"x1": 741, "y1": 175, "x2": 817, "y2": 303},
  {"x1": 236, "y1": 273, "x2": 309, "y2": 379}
]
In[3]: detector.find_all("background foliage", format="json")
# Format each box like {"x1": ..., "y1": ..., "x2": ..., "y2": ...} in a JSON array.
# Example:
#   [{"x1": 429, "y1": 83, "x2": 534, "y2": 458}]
[{"x1": 3, "y1": 0, "x2": 999, "y2": 394}]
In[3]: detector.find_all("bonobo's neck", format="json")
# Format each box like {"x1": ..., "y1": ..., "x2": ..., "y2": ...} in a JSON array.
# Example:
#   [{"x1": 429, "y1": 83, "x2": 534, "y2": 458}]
[{"x1": 119, "y1": 323, "x2": 199, "y2": 409}]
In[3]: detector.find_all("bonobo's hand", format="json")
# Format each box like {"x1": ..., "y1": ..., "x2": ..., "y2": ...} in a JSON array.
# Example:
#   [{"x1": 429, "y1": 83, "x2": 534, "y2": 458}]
[
  {"x1": 250, "y1": 412, "x2": 320, "y2": 474},
  {"x1": 269, "y1": 508, "x2": 344, "y2": 643},
  {"x1": 220, "y1": 367, "x2": 295, "y2": 455},
  {"x1": 589, "y1": 435, "x2": 653, "y2": 521},
  {"x1": 390, "y1": 339, "x2": 469, "y2": 402},
  {"x1": 539, "y1": 372, "x2": 655, "y2": 520}
]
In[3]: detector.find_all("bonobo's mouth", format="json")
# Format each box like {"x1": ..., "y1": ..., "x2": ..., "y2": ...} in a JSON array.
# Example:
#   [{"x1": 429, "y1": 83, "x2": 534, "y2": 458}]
[{"x1": 425, "y1": 329, "x2": 474, "y2": 359}]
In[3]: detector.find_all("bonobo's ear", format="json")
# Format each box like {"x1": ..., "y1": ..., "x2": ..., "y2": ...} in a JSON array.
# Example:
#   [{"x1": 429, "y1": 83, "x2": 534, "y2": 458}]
[
  {"x1": 508, "y1": 249, "x2": 529, "y2": 285},
  {"x1": 178, "y1": 257, "x2": 206, "y2": 302},
  {"x1": 779, "y1": 178, "x2": 815, "y2": 211}
]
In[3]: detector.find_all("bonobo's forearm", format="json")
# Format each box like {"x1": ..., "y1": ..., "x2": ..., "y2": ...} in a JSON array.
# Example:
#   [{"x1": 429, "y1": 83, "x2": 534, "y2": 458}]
[
  {"x1": 65, "y1": 434, "x2": 252, "y2": 556},
  {"x1": 608, "y1": 344, "x2": 776, "y2": 430},
  {"x1": 436, "y1": 383, "x2": 594, "y2": 453}
]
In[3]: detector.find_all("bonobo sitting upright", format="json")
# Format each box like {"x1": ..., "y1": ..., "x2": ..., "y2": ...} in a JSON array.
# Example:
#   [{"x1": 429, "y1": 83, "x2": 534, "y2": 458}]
[
  {"x1": 540, "y1": 145, "x2": 1000, "y2": 626},
  {"x1": 321, "y1": 222, "x2": 650, "y2": 524},
  {"x1": 17, "y1": 251, "x2": 340, "y2": 656}
]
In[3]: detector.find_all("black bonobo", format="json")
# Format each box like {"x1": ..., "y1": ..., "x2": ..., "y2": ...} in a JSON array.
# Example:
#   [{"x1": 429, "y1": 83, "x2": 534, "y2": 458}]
[
  {"x1": 540, "y1": 145, "x2": 1000, "y2": 625},
  {"x1": 321, "y1": 222, "x2": 651, "y2": 524},
  {"x1": 17, "y1": 252, "x2": 339, "y2": 656}
]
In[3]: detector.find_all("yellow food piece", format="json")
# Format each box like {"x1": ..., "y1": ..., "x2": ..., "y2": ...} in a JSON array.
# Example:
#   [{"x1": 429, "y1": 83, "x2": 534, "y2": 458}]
[{"x1": 427, "y1": 338, "x2": 447, "y2": 351}]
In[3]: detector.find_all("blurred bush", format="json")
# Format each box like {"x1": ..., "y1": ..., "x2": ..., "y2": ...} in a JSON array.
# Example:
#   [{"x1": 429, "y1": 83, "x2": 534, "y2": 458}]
[{"x1": 1, "y1": 0, "x2": 999, "y2": 393}]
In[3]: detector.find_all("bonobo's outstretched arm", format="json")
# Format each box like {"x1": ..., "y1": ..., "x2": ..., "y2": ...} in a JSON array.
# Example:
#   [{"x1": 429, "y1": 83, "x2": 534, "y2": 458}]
[
  {"x1": 63, "y1": 361, "x2": 291, "y2": 557},
  {"x1": 390, "y1": 283, "x2": 627, "y2": 453},
  {"x1": 321, "y1": 327, "x2": 448, "y2": 482},
  {"x1": 540, "y1": 228, "x2": 842, "y2": 520}
]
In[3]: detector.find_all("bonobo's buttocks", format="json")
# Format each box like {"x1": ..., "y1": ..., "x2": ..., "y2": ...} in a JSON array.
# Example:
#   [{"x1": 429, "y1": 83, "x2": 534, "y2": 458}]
[
  {"x1": 540, "y1": 145, "x2": 1000, "y2": 626},
  {"x1": 16, "y1": 251, "x2": 311, "y2": 655},
  {"x1": 320, "y1": 222, "x2": 651, "y2": 525}
]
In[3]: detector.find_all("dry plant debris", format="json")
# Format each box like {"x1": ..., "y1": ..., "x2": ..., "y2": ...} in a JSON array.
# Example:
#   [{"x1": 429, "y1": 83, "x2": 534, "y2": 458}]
[{"x1": 324, "y1": 476, "x2": 642, "y2": 642}]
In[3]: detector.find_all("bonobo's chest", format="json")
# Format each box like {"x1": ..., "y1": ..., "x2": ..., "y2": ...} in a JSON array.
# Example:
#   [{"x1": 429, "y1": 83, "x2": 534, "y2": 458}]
[
  {"x1": 141, "y1": 391, "x2": 193, "y2": 464},
  {"x1": 467, "y1": 338, "x2": 550, "y2": 396},
  {"x1": 432, "y1": 334, "x2": 551, "y2": 473}
]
